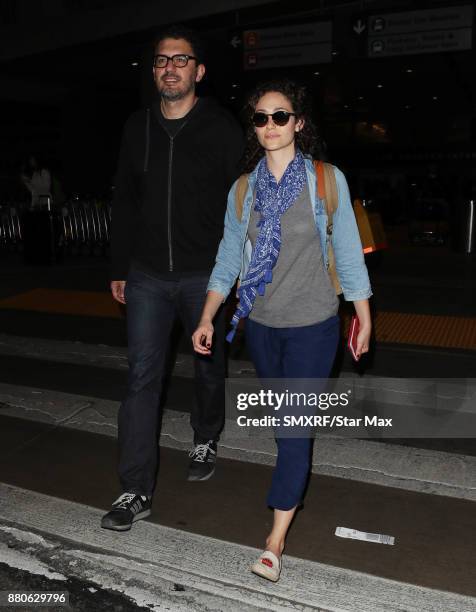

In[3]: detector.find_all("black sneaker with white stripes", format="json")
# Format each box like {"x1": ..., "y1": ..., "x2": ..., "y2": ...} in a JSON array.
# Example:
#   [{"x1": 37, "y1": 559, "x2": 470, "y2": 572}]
[
  {"x1": 101, "y1": 493, "x2": 151, "y2": 531},
  {"x1": 187, "y1": 440, "x2": 217, "y2": 481}
]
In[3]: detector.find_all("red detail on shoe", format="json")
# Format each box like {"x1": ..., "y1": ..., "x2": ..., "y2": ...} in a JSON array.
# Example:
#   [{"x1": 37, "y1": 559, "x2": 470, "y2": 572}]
[{"x1": 261, "y1": 558, "x2": 273, "y2": 568}]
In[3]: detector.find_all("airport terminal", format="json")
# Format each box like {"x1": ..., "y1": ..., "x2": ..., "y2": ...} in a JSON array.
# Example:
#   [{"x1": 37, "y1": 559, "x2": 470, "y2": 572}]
[{"x1": 0, "y1": 1, "x2": 475, "y2": 610}]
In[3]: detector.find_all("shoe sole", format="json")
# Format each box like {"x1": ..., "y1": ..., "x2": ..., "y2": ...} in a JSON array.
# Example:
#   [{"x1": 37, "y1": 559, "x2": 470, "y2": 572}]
[
  {"x1": 101, "y1": 508, "x2": 151, "y2": 531},
  {"x1": 187, "y1": 465, "x2": 216, "y2": 482},
  {"x1": 251, "y1": 563, "x2": 280, "y2": 582}
]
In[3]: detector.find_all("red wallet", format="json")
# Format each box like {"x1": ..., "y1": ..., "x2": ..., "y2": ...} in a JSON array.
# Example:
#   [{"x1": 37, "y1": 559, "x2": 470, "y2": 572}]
[{"x1": 347, "y1": 315, "x2": 360, "y2": 361}]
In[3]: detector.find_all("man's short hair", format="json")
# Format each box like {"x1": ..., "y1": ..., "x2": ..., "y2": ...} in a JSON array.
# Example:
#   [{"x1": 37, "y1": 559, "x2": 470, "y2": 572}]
[{"x1": 153, "y1": 25, "x2": 205, "y2": 64}]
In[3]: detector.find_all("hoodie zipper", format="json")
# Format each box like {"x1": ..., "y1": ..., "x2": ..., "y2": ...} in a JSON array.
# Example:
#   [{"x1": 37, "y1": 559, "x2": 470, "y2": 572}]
[
  {"x1": 149, "y1": 102, "x2": 198, "y2": 273},
  {"x1": 167, "y1": 137, "x2": 174, "y2": 271},
  {"x1": 164, "y1": 119, "x2": 191, "y2": 272}
]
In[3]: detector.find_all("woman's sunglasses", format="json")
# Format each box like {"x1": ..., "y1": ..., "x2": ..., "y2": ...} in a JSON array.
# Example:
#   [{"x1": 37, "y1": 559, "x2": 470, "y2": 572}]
[{"x1": 252, "y1": 111, "x2": 296, "y2": 128}]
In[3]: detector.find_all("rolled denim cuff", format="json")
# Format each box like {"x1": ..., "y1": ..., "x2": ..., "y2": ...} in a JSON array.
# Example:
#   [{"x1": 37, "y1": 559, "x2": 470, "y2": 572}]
[
  {"x1": 342, "y1": 287, "x2": 373, "y2": 302},
  {"x1": 206, "y1": 281, "x2": 230, "y2": 302}
]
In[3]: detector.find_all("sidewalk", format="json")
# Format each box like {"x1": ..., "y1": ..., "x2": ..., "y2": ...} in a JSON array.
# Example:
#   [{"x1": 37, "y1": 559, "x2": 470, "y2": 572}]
[{"x1": 3, "y1": 483, "x2": 475, "y2": 612}]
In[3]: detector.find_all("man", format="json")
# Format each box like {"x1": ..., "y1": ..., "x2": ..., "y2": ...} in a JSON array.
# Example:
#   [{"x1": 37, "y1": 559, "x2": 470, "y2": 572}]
[{"x1": 101, "y1": 25, "x2": 243, "y2": 531}]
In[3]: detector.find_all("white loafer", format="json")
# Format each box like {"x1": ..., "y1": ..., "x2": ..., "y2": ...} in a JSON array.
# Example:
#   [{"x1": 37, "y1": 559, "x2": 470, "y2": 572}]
[{"x1": 251, "y1": 550, "x2": 282, "y2": 582}]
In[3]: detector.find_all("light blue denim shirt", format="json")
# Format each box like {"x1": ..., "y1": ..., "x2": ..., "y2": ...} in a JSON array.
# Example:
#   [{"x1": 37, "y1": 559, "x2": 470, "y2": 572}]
[{"x1": 207, "y1": 157, "x2": 372, "y2": 303}]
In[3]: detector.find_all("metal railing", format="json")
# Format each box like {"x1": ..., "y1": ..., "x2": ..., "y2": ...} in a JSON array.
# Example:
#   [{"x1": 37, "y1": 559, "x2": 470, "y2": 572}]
[
  {"x1": 0, "y1": 199, "x2": 111, "y2": 255},
  {"x1": 0, "y1": 205, "x2": 22, "y2": 249},
  {"x1": 61, "y1": 199, "x2": 111, "y2": 254},
  {"x1": 463, "y1": 200, "x2": 474, "y2": 254}
]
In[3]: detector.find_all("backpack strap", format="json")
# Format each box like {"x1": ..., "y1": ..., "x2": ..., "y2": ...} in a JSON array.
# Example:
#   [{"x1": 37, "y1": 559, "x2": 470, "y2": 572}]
[
  {"x1": 314, "y1": 160, "x2": 338, "y2": 219},
  {"x1": 234, "y1": 174, "x2": 249, "y2": 221},
  {"x1": 314, "y1": 160, "x2": 342, "y2": 295},
  {"x1": 315, "y1": 159, "x2": 326, "y2": 200}
]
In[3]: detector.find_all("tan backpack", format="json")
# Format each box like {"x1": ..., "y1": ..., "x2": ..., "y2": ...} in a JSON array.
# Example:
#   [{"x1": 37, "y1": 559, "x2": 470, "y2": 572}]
[{"x1": 234, "y1": 160, "x2": 342, "y2": 295}]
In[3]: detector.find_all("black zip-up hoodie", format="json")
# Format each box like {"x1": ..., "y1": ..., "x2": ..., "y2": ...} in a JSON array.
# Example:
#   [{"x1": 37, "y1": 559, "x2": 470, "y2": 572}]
[{"x1": 111, "y1": 97, "x2": 244, "y2": 280}]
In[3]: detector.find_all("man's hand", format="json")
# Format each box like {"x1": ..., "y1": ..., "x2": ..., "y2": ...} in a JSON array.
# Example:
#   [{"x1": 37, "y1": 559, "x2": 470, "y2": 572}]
[{"x1": 111, "y1": 280, "x2": 126, "y2": 304}]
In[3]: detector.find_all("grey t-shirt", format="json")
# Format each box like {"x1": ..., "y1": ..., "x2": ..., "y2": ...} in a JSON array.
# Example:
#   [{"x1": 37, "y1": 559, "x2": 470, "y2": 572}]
[{"x1": 247, "y1": 184, "x2": 338, "y2": 327}]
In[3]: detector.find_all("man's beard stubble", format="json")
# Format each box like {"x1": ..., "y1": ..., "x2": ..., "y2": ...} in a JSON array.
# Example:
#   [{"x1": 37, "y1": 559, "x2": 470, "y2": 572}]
[{"x1": 158, "y1": 76, "x2": 195, "y2": 101}]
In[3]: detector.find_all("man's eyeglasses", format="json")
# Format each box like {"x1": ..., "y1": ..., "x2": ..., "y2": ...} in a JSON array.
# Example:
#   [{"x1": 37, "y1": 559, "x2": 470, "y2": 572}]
[
  {"x1": 153, "y1": 54, "x2": 198, "y2": 68},
  {"x1": 252, "y1": 111, "x2": 296, "y2": 128}
]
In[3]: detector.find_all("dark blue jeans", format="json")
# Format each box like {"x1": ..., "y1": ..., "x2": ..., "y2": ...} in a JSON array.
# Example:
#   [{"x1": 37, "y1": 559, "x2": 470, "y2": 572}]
[
  {"x1": 245, "y1": 316, "x2": 339, "y2": 510},
  {"x1": 118, "y1": 267, "x2": 226, "y2": 497}
]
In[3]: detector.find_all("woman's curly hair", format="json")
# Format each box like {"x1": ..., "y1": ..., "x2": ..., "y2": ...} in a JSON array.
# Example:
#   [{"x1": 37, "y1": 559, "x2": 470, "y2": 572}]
[{"x1": 241, "y1": 79, "x2": 322, "y2": 172}]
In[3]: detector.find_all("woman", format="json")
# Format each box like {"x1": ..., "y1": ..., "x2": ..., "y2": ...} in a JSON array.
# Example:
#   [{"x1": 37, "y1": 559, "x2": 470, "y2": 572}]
[
  {"x1": 21, "y1": 156, "x2": 52, "y2": 208},
  {"x1": 192, "y1": 79, "x2": 372, "y2": 582}
]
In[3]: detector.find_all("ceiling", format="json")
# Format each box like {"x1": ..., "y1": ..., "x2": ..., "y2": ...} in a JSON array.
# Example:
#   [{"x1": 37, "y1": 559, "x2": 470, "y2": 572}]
[{"x1": 1, "y1": 0, "x2": 475, "y2": 160}]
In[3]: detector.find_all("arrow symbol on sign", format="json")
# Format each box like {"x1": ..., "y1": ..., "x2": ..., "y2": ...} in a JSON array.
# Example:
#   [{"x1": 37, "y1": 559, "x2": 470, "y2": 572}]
[
  {"x1": 230, "y1": 35, "x2": 241, "y2": 48},
  {"x1": 353, "y1": 19, "x2": 366, "y2": 35}
]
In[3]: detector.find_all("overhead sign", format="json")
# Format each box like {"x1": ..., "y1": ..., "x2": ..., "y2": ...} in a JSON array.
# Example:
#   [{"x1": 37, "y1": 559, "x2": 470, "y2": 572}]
[
  {"x1": 367, "y1": 5, "x2": 473, "y2": 58},
  {"x1": 243, "y1": 22, "x2": 332, "y2": 70},
  {"x1": 230, "y1": 35, "x2": 241, "y2": 49},
  {"x1": 353, "y1": 18, "x2": 366, "y2": 35}
]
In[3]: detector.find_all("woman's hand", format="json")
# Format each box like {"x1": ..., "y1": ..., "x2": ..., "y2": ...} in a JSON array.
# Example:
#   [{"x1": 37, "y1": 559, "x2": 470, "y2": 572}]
[
  {"x1": 355, "y1": 323, "x2": 371, "y2": 359},
  {"x1": 353, "y1": 299, "x2": 372, "y2": 359},
  {"x1": 191, "y1": 290, "x2": 226, "y2": 355},
  {"x1": 192, "y1": 319, "x2": 214, "y2": 355}
]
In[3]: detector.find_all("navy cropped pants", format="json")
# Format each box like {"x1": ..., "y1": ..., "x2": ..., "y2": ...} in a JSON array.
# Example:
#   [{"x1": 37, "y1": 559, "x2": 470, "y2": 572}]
[{"x1": 245, "y1": 316, "x2": 339, "y2": 510}]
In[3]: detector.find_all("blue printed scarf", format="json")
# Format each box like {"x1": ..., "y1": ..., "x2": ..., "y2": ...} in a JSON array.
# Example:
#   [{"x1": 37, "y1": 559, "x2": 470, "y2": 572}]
[{"x1": 226, "y1": 150, "x2": 306, "y2": 342}]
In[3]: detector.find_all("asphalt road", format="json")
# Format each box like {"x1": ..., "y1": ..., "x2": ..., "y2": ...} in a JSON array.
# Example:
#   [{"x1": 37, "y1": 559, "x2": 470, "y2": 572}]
[{"x1": 0, "y1": 563, "x2": 150, "y2": 612}]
